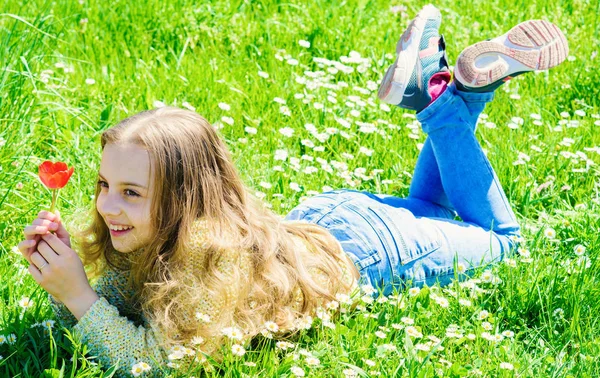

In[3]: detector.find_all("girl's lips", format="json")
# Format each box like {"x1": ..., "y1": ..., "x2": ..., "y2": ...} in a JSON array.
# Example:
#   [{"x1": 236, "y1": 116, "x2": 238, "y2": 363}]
[{"x1": 109, "y1": 227, "x2": 134, "y2": 237}]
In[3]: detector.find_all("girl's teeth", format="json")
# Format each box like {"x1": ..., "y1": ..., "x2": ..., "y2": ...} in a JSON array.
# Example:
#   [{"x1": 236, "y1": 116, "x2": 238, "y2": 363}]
[{"x1": 110, "y1": 225, "x2": 133, "y2": 231}]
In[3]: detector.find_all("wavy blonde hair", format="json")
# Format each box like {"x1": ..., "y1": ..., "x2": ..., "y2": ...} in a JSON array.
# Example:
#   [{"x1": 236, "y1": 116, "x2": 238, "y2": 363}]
[{"x1": 75, "y1": 107, "x2": 358, "y2": 355}]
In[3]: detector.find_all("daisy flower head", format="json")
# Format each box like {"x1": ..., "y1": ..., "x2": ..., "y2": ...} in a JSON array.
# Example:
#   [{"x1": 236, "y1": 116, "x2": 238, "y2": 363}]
[
  {"x1": 279, "y1": 127, "x2": 294, "y2": 137},
  {"x1": 131, "y1": 363, "x2": 146, "y2": 377},
  {"x1": 276, "y1": 341, "x2": 295, "y2": 351},
  {"x1": 459, "y1": 299, "x2": 472, "y2": 307},
  {"x1": 408, "y1": 287, "x2": 421, "y2": 296},
  {"x1": 381, "y1": 343, "x2": 397, "y2": 352},
  {"x1": 480, "y1": 270, "x2": 494, "y2": 283},
  {"x1": 518, "y1": 247, "x2": 531, "y2": 258},
  {"x1": 221, "y1": 326, "x2": 243, "y2": 341},
  {"x1": 191, "y1": 336, "x2": 204, "y2": 345},
  {"x1": 405, "y1": 326, "x2": 423, "y2": 338},
  {"x1": 291, "y1": 366, "x2": 305, "y2": 377},
  {"x1": 298, "y1": 39, "x2": 311, "y2": 48},
  {"x1": 19, "y1": 296, "x2": 34, "y2": 310},
  {"x1": 478, "y1": 310, "x2": 490, "y2": 320},
  {"x1": 231, "y1": 344, "x2": 246, "y2": 357},
  {"x1": 504, "y1": 258, "x2": 517, "y2": 268},
  {"x1": 544, "y1": 227, "x2": 556, "y2": 239},
  {"x1": 41, "y1": 319, "x2": 55, "y2": 330},
  {"x1": 260, "y1": 328, "x2": 273, "y2": 339},
  {"x1": 363, "y1": 358, "x2": 376, "y2": 367},
  {"x1": 305, "y1": 356, "x2": 320, "y2": 366},
  {"x1": 574, "y1": 244, "x2": 586, "y2": 256},
  {"x1": 218, "y1": 102, "x2": 231, "y2": 111},
  {"x1": 415, "y1": 343, "x2": 431, "y2": 352},
  {"x1": 168, "y1": 350, "x2": 185, "y2": 361},
  {"x1": 499, "y1": 362, "x2": 514, "y2": 370},
  {"x1": 264, "y1": 321, "x2": 279, "y2": 333},
  {"x1": 433, "y1": 295, "x2": 449, "y2": 308},
  {"x1": 6, "y1": 334, "x2": 16, "y2": 344},
  {"x1": 221, "y1": 116, "x2": 234, "y2": 125}
]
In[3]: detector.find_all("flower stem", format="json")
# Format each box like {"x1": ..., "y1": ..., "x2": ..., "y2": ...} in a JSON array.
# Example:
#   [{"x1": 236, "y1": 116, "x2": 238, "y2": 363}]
[{"x1": 49, "y1": 189, "x2": 58, "y2": 213}]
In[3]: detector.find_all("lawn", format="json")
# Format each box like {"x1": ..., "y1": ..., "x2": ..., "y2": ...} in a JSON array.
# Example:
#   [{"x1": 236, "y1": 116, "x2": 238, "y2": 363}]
[{"x1": 0, "y1": 0, "x2": 599, "y2": 376}]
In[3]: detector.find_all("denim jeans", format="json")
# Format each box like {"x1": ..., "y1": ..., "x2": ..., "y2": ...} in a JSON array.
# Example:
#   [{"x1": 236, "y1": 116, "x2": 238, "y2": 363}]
[{"x1": 285, "y1": 83, "x2": 521, "y2": 295}]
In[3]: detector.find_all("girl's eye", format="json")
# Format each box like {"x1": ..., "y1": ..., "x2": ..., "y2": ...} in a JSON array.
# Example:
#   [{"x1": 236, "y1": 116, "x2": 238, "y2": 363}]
[
  {"x1": 124, "y1": 189, "x2": 140, "y2": 197},
  {"x1": 97, "y1": 180, "x2": 140, "y2": 197}
]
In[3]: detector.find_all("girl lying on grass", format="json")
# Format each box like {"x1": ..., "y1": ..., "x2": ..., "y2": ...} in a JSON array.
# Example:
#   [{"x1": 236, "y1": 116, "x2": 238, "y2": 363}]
[{"x1": 17, "y1": 4, "x2": 568, "y2": 377}]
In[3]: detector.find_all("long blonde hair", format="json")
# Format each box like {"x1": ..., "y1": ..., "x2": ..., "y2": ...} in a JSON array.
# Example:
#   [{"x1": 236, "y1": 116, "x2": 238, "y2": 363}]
[{"x1": 75, "y1": 107, "x2": 358, "y2": 354}]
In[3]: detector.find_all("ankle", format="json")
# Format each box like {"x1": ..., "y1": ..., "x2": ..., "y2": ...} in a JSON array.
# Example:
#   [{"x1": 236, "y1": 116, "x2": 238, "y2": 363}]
[{"x1": 424, "y1": 71, "x2": 451, "y2": 108}]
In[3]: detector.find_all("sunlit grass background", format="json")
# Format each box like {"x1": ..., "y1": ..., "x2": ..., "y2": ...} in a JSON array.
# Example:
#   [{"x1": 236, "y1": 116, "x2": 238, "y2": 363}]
[{"x1": 1, "y1": 0, "x2": 599, "y2": 376}]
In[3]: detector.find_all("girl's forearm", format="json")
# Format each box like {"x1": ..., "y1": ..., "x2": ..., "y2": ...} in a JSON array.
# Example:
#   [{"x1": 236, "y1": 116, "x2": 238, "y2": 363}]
[{"x1": 63, "y1": 288, "x2": 100, "y2": 321}]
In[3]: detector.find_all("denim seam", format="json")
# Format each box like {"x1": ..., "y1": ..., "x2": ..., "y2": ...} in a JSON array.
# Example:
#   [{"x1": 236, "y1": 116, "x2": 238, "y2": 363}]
[{"x1": 311, "y1": 197, "x2": 357, "y2": 224}]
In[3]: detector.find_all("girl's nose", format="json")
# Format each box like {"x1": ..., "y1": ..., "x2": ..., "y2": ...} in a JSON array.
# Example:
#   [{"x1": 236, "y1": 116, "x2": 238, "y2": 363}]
[{"x1": 97, "y1": 194, "x2": 122, "y2": 217}]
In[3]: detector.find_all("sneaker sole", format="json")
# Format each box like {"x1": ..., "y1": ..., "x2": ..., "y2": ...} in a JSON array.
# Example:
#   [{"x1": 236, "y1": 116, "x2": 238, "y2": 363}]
[
  {"x1": 377, "y1": 4, "x2": 441, "y2": 104},
  {"x1": 454, "y1": 20, "x2": 569, "y2": 89}
]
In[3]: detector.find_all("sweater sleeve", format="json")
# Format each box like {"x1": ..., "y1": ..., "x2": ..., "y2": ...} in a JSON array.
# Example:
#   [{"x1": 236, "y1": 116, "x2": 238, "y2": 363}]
[
  {"x1": 71, "y1": 296, "x2": 170, "y2": 378},
  {"x1": 48, "y1": 294, "x2": 78, "y2": 329},
  {"x1": 48, "y1": 264, "x2": 138, "y2": 329}
]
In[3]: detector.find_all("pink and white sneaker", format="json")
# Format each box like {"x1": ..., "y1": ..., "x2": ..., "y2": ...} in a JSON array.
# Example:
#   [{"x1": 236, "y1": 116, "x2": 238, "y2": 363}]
[
  {"x1": 454, "y1": 20, "x2": 569, "y2": 92},
  {"x1": 377, "y1": 4, "x2": 449, "y2": 111}
]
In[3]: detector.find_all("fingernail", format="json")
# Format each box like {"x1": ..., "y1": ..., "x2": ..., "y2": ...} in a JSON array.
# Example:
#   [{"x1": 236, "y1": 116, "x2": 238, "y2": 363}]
[{"x1": 50, "y1": 222, "x2": 58, "y2": 228}]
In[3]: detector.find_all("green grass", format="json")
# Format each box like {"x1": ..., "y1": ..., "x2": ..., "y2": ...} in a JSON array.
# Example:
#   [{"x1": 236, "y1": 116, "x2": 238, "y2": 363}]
[{"x1": 1, "y1": 0, "x2": 599, "y2": 376}]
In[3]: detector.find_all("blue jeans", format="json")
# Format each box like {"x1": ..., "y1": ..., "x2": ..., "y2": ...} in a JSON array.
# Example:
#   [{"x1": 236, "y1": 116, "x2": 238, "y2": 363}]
[{"x1": 284, "y1": 83, "x2": 521, "y2": 295}]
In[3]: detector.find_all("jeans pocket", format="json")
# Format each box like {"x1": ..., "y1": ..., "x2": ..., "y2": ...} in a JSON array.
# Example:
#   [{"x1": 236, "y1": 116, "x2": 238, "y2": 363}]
[
  {"x1": 367, "y1": 205, "x2": 442, "y2": 266},
  {"x1": 317, "y1": 216, "x2": 382, "y2": 271}
]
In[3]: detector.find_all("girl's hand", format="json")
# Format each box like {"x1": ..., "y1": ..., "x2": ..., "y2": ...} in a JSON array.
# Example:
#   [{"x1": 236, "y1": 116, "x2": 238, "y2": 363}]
[
  {"x1": 28, "y1": 233, "x2": 91, "y2": 303},
  {"x1": 18, "y1": 210, "x2": 71, "y2": 265},
  {"x1": 18, "y1": 211, "x2": 90, "y2": 303}
]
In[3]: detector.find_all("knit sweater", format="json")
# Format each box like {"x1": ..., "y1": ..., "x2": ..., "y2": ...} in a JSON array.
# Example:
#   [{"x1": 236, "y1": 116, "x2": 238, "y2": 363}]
[{"x1": 49, "y1": 219, "x2": 359, "y2": 377}]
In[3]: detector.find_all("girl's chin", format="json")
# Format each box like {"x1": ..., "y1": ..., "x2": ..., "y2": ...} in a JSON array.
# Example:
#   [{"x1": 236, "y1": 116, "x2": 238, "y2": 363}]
[
  {"x1": 111, "y1": 240, "x2": 146, "y2": 254},
  {"x1": 111, "y1": 240, "x2": 135, "y2": 253}
]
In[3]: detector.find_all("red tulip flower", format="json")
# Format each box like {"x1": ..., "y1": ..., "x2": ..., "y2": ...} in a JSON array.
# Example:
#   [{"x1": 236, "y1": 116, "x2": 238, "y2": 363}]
[{"x1": 38, "y1": 161, "x2": 74, "y2": 212}]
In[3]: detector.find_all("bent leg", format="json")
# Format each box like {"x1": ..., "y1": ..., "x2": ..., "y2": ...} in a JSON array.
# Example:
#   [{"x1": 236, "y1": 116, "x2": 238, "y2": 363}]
[
  {"x1": 416, "y1": 83, "x2": 520, "y2": 237},
  {"x1": 406, "y1": 84, "x2": 493, "y2": 216}
]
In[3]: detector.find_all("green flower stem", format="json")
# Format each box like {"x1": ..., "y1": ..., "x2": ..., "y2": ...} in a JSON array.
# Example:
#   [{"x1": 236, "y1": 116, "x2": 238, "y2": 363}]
[{"x1": 49, "y1": 189, "x2": 58, "y2": 213}]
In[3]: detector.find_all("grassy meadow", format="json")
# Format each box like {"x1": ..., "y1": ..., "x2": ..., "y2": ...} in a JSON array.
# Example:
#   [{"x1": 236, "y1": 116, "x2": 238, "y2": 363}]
[{"x1": 1, "y1": 0, "x2": 600, "y2": 376}]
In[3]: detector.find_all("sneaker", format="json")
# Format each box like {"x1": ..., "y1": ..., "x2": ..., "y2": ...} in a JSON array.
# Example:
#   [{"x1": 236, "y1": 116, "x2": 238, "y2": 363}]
[
  {"x1": 377, "y1": 4, "x2": 449, "y2": 111},
  {"x1": 454, "y1": 20, "x2": 569, "y2": 92}
]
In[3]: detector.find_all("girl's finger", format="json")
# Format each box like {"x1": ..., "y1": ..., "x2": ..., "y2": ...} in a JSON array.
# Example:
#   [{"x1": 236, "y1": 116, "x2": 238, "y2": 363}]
[
  {"x1": 37, "y1": 240, "x2": 58, "y2": 263},
  {"x1": 37, "y1": 210, "x2": 57, "y2": 221},
  {"x1": 32, "y1": 218, "x2": 58, "y2": 229},
  {"x1": 23, "y1": 225, "x2": 51, "y2": 239},
  {"x1": 17, "y1": 239, "x2": 36, "y2": 254},
  {"x1": 17, "y1": 240, "x2": 36, "y2": 264},
  {"x1": 30, "y1": 251, "x2": 49, "y2": 270}
]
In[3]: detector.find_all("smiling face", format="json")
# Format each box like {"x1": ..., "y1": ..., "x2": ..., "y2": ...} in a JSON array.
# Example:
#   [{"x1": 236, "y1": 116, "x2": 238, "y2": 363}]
[{"x1": 96, "y1": 143, "x2": 155, "y2": 253}]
